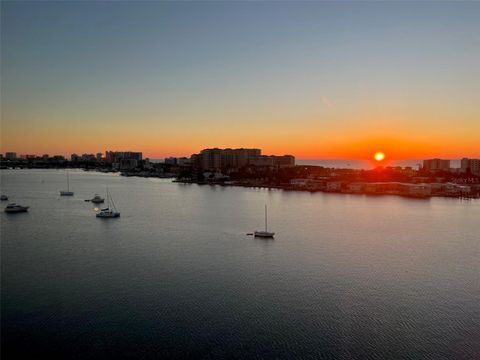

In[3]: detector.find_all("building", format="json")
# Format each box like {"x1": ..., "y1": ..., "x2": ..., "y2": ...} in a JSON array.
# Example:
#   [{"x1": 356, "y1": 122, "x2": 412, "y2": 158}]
[
  {"x1": 199, "y1": 148, "x2": 222, "y2": 170},
  {"x1": 347, "y1": 182, "x2": 364, "y2": 193},
  {"x1": 408, "y1": 183, "x2": 432, "y2": 197},
  {"x1": 119, "y1": 159, "x2": 138, "y2": 170},
  {"x1": 472, "y1": 159, "x2": 480, "y2": 176},
  {"x1": 460, "y1": 158, "x2": 480, "y2": 176},
  {"x1": 143, "y1": 158, "x2": 153, "y2": 170},
  {"x1": 423, "y1": 158, "x2": 450, "y2": 172},
  {"x1": 164, "y1": 156, "x2": 191, "y2": 166},
  {"x1": 290, "y1": 179, "x2": 310, "y2": 188},
  {"x1": 249, "y1": 155, "x2": 295, "y2": 168},
  {"x1": 250, "y1": 156, "x2": 274, "y2": 167},
  {"x1": 231, "y1": 148, "x2": 261, "y2": 168},
  {"x1": 5, "y1": 152, "x2": 17, "y2": 160},
  {"x1": 80, "y1": 154, "x2": 97, "y2": 162},
  {"x1": 461, "y1": 158, "x2": 470, "y2": 173},
  {"x1": 105, "y1": 151, "x2": 142, "y2": 164},
  {"x1": 195, "y1": 148, "x2": 260, "y2": 170},
  {"x1": 52, "y1": 155, "x2": 66, "y2": 163},
  {"x1": 20, "y1": 154, "x2": 36, "y2": 160},
  {"x1": 272, "y1": 155, "x2": 295, "y2": 167},
  {"x1": 326, "y1": 181, "x2": 342, "y2": 191},
  {"x1": 192, "y1": 148, "x2": 294, "y2": 170},
  {"x1": 177, "y1": 157, "x2": 190, "y2": 166},
  {"x1": 165, "y1": 157, "x2": 178, "y2": 165},
  {"x1": 104, "y1": 151, "x2": 142, "y2": 169}
]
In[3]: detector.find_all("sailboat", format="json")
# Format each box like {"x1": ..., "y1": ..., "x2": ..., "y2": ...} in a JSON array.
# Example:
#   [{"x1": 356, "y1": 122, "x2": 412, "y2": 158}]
[
  {"x1": 96, "y1": 188, "x2": 120, "y2": 218},
  {"x1": 4, "y1": 203, "x2": 29, "y2": 213},
  {"x1": 254, "y1": 205, "x2": 275, "y2": 238},
  {"x1": 60, "y1": 171, "x2": 74, "y2": 196}
]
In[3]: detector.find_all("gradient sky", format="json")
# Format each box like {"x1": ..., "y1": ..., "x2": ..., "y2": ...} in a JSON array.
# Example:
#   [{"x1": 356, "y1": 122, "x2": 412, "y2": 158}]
[{"x1": 1, "y1": 1, "x2": 479, "y2": 159}]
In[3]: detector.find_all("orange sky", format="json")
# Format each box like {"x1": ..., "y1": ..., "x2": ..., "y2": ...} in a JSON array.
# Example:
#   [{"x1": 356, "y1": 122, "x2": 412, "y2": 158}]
[
  {"x1": 2, "y1": 124, "x2": 478, "y2": 160},
  {"x1": 2, "y1": 1, "x2": 479, "y2": 160}
]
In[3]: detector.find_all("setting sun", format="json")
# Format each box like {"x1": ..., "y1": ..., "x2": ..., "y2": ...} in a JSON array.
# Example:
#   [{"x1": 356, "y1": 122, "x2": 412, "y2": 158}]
[{"x1": 374, "y1": 152, "x2": 385, "y2": 161}]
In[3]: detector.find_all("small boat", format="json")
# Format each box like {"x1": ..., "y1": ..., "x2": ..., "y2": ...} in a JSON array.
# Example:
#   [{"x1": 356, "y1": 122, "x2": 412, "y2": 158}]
[
  {"x1": 96, "y1": 188, "x2": 120, "y2": 218},
  {"x1": 60, "y1": 171, "x2": 74, "y2": 196},
  {"x1": 254, "y1": 205, "x2": 275, "y2": 238},
  {"x1": 4, "y1": 203, "x2": 29, "y2": 213},
  {"x1": 90, "y1": 194, "x2": 105, "y2": 204},
  {"x1": 0, "y1": 195, "x2": 8, "y2": 201},
  {"x1": 96, "y1": 208, "x2": 120, "y2": 218}
]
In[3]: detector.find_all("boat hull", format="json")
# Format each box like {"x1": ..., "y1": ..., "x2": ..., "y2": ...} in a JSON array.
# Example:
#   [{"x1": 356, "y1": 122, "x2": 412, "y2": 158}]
[
  {"x1": 5, "y1": 207, "x2": 29, "y2": 213},
  {"x1": 254, "y1": 231, "x2": 275, "y2": 238},
  {"x1": 60, "y1": 191, "x2": 74, "y2": 196},
  {"x1": 96, "y1": 212, "x2": 120, "y2": 218}
]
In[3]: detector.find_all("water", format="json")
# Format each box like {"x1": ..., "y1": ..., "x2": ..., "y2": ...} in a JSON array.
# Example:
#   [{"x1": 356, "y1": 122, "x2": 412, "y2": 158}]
[{"x1": 1, "y1": 169, "x2": 479, "y2": 359}]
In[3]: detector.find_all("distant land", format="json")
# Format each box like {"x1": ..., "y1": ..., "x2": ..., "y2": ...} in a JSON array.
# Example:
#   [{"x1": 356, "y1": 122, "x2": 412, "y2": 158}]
[
  {"x1": 150, "y1": 159, "x2": 463, "y2": 170},
  {"x1": 295, "y1": 159, "x2": 462, "y2": 170},
  {"x1": 3, "y1": 149, "x2": 479, "y2": 199}
]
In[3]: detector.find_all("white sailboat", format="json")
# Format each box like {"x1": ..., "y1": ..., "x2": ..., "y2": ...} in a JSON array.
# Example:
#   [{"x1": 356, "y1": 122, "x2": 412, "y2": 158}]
[
  {"x1": 96, "y1": 188, "x2": 120, "y2": 218},
  {"x1": 254, "y1": 205, "x2": 275, "y2": 238},
  {"x1": 60, "y1": 171, "x2": 74, "y2": 196}
]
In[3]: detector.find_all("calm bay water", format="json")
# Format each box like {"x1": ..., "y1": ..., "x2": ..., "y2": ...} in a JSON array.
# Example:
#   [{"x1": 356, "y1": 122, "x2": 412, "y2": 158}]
[{"x1": 1, "y1": 169, "x2": 479, "y2": 359}]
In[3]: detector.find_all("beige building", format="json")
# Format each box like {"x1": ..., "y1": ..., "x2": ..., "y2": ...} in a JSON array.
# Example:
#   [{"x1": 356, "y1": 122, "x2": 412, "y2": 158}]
[
  {"x1": 423, "y1": 158, "x2": 450, "y2": 172},
  {"x1": 199, "y1": 148, "x2": 261, "y2": 170},
  {"x1": 250, "y1": 156, "x2": 274, "y2": 167},
  {"x1": 193, "y1": 148, "x2": 293, "y2": 170}
]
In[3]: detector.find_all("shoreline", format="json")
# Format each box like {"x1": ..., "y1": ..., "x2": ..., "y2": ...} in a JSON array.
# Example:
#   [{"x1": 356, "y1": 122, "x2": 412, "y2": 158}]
[
  {"x1": 2, "y1": 166, "x2": 479, "y2": 200},
  {"x1": 173, "y1": 180, "x2": 480, "y2": 200}
]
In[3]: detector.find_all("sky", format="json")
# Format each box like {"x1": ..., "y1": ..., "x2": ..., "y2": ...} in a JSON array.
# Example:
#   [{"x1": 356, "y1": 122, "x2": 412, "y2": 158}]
[{"x1": 1, "y1": 1, "x2": 479, "y2": 160}]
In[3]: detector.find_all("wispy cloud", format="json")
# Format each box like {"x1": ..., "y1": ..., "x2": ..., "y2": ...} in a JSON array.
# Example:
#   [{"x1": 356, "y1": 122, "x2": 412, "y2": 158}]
[{"x1": 321, "y1": 96, "x2": 333, "y2": 107}]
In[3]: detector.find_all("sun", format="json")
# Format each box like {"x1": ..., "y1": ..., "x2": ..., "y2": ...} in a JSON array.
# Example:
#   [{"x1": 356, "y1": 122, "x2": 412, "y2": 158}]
[{"x1": 374, "y1": 151, "x2": 385, "y2": 162}]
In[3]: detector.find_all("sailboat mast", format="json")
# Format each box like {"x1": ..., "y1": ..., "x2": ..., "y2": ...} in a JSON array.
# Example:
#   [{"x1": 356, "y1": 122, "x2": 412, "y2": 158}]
[
  {"x1": 67, "y1": 172, "x2": 69, "y2": 191},
  {"x1": 110, "y1": 192, "x2": 116, "y2": 211},
  {"x1": 265, "y1": 205, "x2": 268, "y2": 232}
]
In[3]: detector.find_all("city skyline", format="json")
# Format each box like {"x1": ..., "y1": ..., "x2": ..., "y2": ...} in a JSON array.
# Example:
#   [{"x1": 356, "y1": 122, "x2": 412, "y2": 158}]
[
  {"x1": 2, "y1": 148, "x2": 478, "y2": 164},
  {"x1": 3, "y1": 148, "x2": 478, "y2": 170},
  {"x1": 2, "y1": 1, "x2": 480, "y2": 159}
]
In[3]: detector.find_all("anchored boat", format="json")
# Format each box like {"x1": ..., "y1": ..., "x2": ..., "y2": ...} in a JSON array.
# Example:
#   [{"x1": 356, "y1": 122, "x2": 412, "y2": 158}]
[
  {"x1": 254, "y1": 205, "x2": 275, "y2": 238},
  {"x1": 4, "y1": 203, "x2": 29, "y2": 213},
  {"x1": 96, "y1": 188, "x2": 120, "y2": 218},
  {"x1": 90, "y1": 194, "x2": 105, "y2": 204},
  {"x1": 60, "y1": 171, "x2": 74, "y2": 196}
]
